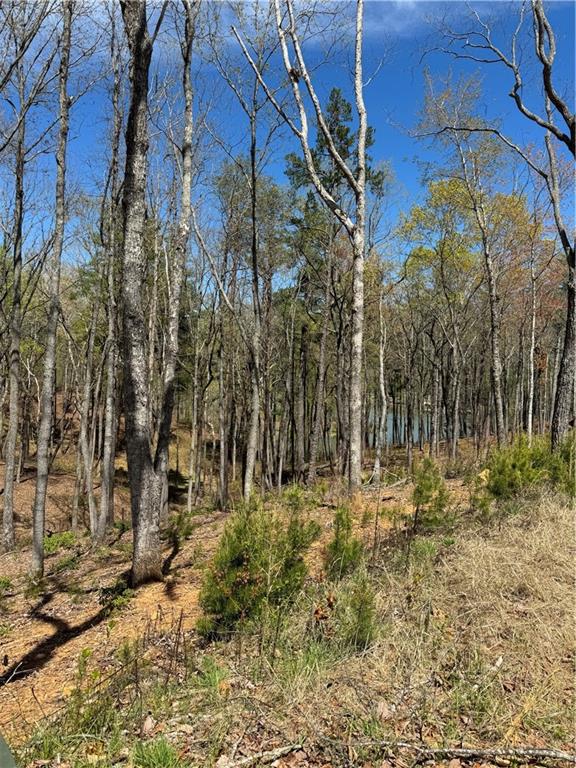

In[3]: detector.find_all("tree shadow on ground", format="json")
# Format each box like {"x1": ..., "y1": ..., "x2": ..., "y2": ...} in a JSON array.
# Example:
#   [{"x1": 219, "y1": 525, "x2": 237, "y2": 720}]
[{"x1": 0, "y1": 573, "x2": 129, "y2": 687}]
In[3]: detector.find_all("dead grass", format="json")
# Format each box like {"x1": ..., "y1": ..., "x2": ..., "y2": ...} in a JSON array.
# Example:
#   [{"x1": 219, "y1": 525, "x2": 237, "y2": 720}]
[
  {"x1": 223, "y1": 490, "x2": 572, "y2": 761},
  {"x1": 6, "y1": 483, "x2": 575, "y2": 767},
  {"x1": 362, "y1": 491, "x2": 575, "y2": 746}
]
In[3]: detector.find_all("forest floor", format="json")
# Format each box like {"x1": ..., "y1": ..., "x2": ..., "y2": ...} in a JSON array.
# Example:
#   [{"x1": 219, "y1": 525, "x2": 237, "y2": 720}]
[{"x1": 0, "y1": 454, "x2": 574, "y2": 768}]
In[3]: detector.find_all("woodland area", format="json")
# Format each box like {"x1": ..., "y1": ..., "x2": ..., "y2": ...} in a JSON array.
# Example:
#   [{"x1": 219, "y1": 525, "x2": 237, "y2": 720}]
[{"x1": 0, "y1": 1, "x2": 574, "y2": 767}]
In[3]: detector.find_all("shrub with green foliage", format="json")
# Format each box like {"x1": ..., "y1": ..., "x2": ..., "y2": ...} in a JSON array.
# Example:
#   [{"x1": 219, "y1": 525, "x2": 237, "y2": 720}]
[
  {"x1": 99, "y1": 579, "x2": 135, "y2": 613},
  {"x1": 324, "y1": 506, "x2": 363, "y2": 580},
  {"x1": 0, "y1": 577, "x2": 12, "y2": 612},
  {"x1": 412, "y1": 458, "x2": 451, "y2": 529},
  {"x1": 335, "y1": 569, "x2": 377, "y2": 650},
  {"x1": 281, "y1": 483, "x2": 307, "y2": 512},
  {"x1": 477, "y1": 436, "x2": 575, "y2": 506},
  {"x1": 198, "y1": 503, "x2": 319, "y2": 639},
  {"x1": 43, "y1": 530, "x2": 76, "y2": 555}
]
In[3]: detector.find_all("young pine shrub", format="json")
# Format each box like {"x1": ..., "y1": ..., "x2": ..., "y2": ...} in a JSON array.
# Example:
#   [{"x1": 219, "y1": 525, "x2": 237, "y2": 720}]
[
  {"x1": 335, "y1": 569, "x2": 378, "y2": 651},
  {"x1": 412, "y1": 457, "x2": 451, "y2": 530},
  {"x1": 324, "y1": 506, "x2": 363, "y2": 580},
  {"x1": 479, "y1": 435, "x2": 575, "y2": 506},
  {"x1": 198, "y1": 502, "x2": 319, "y2": 640}
]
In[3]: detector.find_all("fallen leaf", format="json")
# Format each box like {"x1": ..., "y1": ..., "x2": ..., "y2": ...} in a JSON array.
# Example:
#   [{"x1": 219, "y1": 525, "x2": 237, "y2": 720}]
[{"x1": 140, "y1": 712, "x2": 156, "y2": 737}]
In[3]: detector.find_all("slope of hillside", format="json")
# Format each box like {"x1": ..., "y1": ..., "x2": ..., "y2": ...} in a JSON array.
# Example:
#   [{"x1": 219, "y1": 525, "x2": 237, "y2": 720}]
[{"x1": 1, "y1": 471, "x2": 573, "y2": 768}]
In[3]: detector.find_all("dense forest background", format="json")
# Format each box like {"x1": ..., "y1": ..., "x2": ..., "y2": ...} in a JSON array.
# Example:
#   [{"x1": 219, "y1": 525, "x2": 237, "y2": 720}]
[{"x1": 0, "y1": 0, "x2": 573, "y2": 580}]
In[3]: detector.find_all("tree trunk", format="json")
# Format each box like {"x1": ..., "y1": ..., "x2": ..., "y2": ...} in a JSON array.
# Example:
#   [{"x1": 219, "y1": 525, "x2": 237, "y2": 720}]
[
  {"x1": 348, "y1": 0, "x2": 367, "y2": 490},
  {"x1": 2, "y1": 111, "x2": 24, "y2": 553},
  {"x1": 98, "y1": 9, "x2": 122, "y2": 541},
  {"x1": 154, "y1": 0, "x2": 198, "y2": 519},
  {"x1": 218, "y1": 332, "x2": 229, "y2": 509},
  {"x1": 30, "y1": 0, "x2": 72, "y2": 575},
  {"x1": 527, "y1": 267, "x2": 537, "y2": 445},
  {"x1": 120, "y1": 0, "x2": 161, "y2": 586},
  {"x1": 307, "y1": 279, "x2": 330, "y2": 485},
  {"x1": 80, "y1": 304, "x2": 99, "y2": 538},
  {"x1": 244, "y1": 361, "x2": 260, "y2": 499},
  {"x1": 430, "y1": 363, "x2": 439, "y2": 458},
  {"x1": 373, "y1": 288, "x2": 387, "y2": 481},
  {"x1": 243, "y1": 112, "x2": 262, "y2": 500},
  {"x1": 551, "y1": 254, "x2": 575, "y2": 449},
  {"x1": 296, "y1": 323, "x2": 307, "y2": 479},
  {"x1": 187, "y1": 335, "x2": 199, "y2": 513}
]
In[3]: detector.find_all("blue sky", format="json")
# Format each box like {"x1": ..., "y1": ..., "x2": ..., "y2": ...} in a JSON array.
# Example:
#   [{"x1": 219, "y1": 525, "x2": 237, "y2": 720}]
[
  {"x1": 56, "y1": 0, "x2": 576, "y2": 259},
  {"x1": 360, "y1": 1, "x2": 575, "y2": 207}
]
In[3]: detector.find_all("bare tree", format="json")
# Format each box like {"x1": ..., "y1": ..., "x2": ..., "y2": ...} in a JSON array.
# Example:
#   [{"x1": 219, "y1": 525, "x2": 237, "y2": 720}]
[
  {"x1": 439, "y1": 0, "x2": 575, "y2": 448},
  {"x1": 119, "y1": 0, "x2": 162, "y2": 583},
  {"x1": 0, "y1": 0, "x2": 59, "y2": 552},
  {"x1": 154, "y1": 0, "x2": 199, "y2": 517},
  {"x1": 234, "y1": 0, "x2": 369, "y2": 489},
  {"x1": 97, "y1": 1, "x2": 124, "y2": 542},
  {"x1": 30, "y1": 0, "x2": 72, "y2": 576},
  {"x1": 120, "y1": 0, "x2": 198, "y2": 585}
]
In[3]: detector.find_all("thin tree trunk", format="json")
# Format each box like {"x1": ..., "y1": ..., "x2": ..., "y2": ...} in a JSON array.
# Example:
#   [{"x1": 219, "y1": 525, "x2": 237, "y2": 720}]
[
  {"x1": 30, "y1": 0, "x2": 72, "y2": 575},
  {"x1": 244, "y1": 361, "x2": 260, "y2": 499},
  {"x1": 373, "y1": 289, "x2": 387, "y2": 481},
  {"x1": 187, "y1": 335, "x2": 199, "y2": 513},
  {"x1": 307, "y1": 279, "x2": 330, "y2": 485},
  {"x1": 527, "y1": 266, "x2": 537, "y2": 445},
  {"x1": 98, "y1": 8, "x2": 122, "y2": 541},
  {"x1": 430, "y1": 363, "x2": 439, "y2": 458},
  {"x1": 2, "y1": 110, "x2": 24, "y2": 553},
  {"x1": 218, "y1": 333, "x2": 228, "y2": 509},
  {"x1": 483, "y1": 239, "x2": 506, "y2": 445},
  {"x1": 450, "y1": 371, "x2": 461, "y2": 462},
  {"x1": 348, "y1": 0, "x2": 367, "y2": 490},
  {"x1": 154, "y1": 0, "x2": 198, "y2": 520},
  {"x1": 80, "y1": 304, "x2": 98, "y2": 538},
  {"x1": 551, "y1": 256, "x2": 575, "y2": 448},
  {"x1": 296, "y1": 323, "x2": 307, "y2": 479},
  {"x1": 243, "y1": 112, "x2": 261, "y2": 500}
]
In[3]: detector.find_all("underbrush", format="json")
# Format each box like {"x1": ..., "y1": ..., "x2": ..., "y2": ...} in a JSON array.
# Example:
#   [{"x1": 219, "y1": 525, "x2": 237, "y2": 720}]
[
  {"x1": 197, "y1": 499, "x2": 320, "y2": 639},
  {"x1": 471, "y1": 435, "x2": 575, "y2": 517},
  {"x1": 16, "y1": 473, "x2": 575, "y2": 767}
]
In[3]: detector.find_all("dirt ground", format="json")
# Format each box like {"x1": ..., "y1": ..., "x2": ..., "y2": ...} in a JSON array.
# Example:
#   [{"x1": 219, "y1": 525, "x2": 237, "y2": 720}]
[{"x1": 0, "y1": 462, "x2": 424, "y2": 746}]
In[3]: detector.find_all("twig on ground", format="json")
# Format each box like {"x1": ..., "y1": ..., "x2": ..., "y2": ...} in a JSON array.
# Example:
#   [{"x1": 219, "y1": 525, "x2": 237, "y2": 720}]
[
  {"x1": 225, "y1": 743, "x2": 303, "y2": 766},
  {"x1": 322, "y1": 738, "x2": 576, "y2": 765}
]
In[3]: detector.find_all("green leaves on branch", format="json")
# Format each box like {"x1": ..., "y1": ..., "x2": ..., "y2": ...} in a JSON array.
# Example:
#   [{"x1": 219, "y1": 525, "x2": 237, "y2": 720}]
[{"x1": 324, "y1": 506, "x2": 363, "y2": 580}]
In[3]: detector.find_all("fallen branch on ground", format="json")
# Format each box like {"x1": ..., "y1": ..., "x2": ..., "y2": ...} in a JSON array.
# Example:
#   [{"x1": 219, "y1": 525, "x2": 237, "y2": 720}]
[
  {"x1": 224, "y1": 743, "x2": 303, "y2": 767},
  {"x1": 321, "y1": 738, "x2": 576, "y2": 765}
]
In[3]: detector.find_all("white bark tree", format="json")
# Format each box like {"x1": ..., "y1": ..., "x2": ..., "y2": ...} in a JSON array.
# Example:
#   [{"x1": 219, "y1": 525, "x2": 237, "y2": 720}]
[
  {"x1": 120, "y1": 0, "x2": 197, "y2": 585},
  {"x1": 234, "y1": 0, "x2": 369, "y2": 489},
  {"x1": 31, "y1": 0, "x2": 73, "y2": 577}
]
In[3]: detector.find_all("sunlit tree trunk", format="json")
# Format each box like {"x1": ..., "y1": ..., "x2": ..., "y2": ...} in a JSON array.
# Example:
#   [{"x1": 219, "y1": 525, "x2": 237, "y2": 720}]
[
  {"x1": 2, "y1": 105, "x2": 24, "y2": 553},
  {"x1": 30, "y1": 0, "x2": 72, "y2": 575},
  {"x1": 373, "y1": 288, "x2": 387, "y2": 480},
  {"x1": 120, "y1": 0, "x2": 161, "y2": 585}
]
